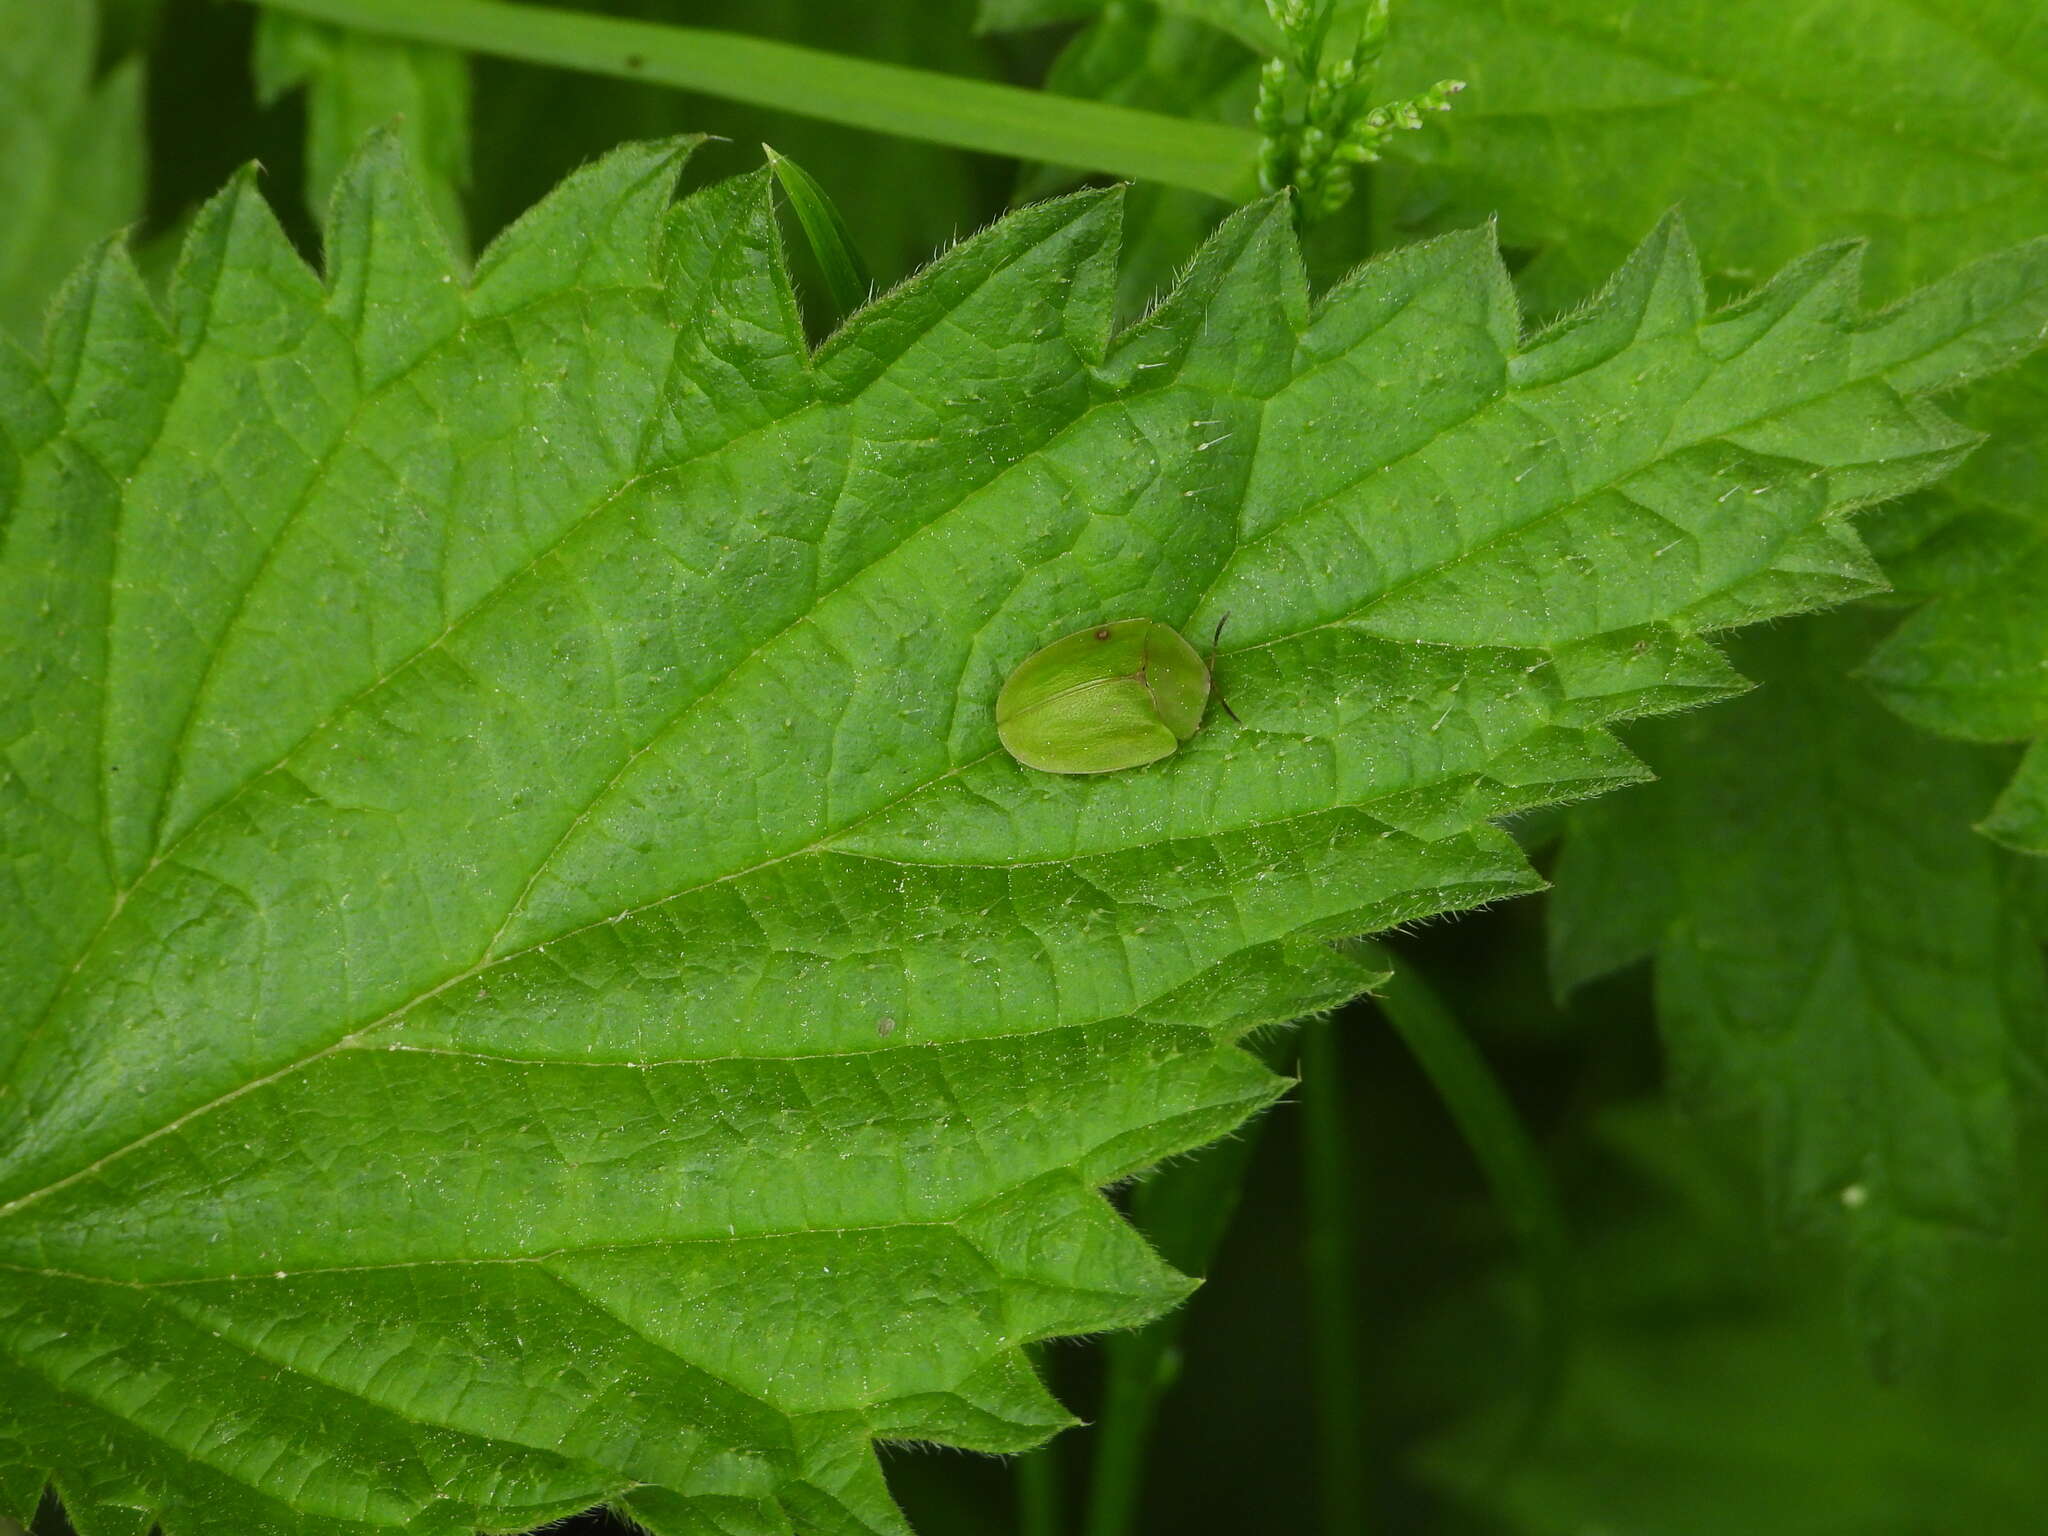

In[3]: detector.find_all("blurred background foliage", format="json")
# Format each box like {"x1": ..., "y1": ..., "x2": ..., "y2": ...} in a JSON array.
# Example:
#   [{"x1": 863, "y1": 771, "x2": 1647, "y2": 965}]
[{"x1": 10, "y1": 0, "x2": 2046, "y2": 1531}]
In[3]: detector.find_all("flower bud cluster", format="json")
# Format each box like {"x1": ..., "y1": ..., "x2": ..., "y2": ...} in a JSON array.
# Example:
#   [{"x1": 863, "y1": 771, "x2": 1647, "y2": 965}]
[{"x1": 1254, "y1": 0, "x2": 1464, "y2": 221}]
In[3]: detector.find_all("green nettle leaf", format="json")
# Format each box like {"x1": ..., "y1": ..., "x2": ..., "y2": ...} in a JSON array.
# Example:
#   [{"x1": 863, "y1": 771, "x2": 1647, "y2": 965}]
[
  {"x1": 0, "y1": 133, "x2": 2040, "y2": 1532},
  {"x1": 0, "y1": 0, "x2": 146, "y2": 341},
  {"x1": 1243, "y1": 0, "x2": 2048, "y2": 1352},
  {"x1": 1551, "y1": 613, "x2": 2048, "y2": 1370}
]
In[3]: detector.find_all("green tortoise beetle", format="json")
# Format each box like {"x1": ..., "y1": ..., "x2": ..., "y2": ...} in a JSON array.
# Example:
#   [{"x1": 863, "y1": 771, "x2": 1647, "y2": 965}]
[{"x1": 995, "y1": 616, "x2": 1235, "y2": 775}]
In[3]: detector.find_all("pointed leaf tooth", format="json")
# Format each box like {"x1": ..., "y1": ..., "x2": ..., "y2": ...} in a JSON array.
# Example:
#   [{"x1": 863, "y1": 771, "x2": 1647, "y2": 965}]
[
  {"x1": 1515, "y1": 209, "x2": 1704, "y2": 389},
  {"x1": 1135, "y1": 935, "x2": 1384, "y2": 1036},
  {"x1": 1082, "y1": 1042, "x2": 1290, "y2": 1185},
  {"x1": 778, "y1": 1417, "x2": 913, "y2": 1536},
  {"x1": 1308, "y1": 220, "x2": 1519, "y2": 369},
  {"x1": 871, "y1": 1350, "x2": 1075, "y2": 1452},
  {"x1": 39, "y1": 238, "x2": 175, "y2": 474},
  {"x1": 468, "y1": 136, "x2": 700, "y2": 317},
  {"x1": 1549, "y1": 626, "x2": 1751, "y2": 727},
  {"x1": 1478, "y1": 723, "x2": 1652, "y2": 810},
  {"x1": 820, "y1": 185, "x2": 1123, "y2": 390},
  {"x1": 1981, "y1": 740, "x2": 2048, "y2": 854},
  {"x1": 653, "y1": 167, "x2": 813, "y2": 455},
  {"x1": 1853, "y1": 235, "x2": 2048, "y2": 398},
  {"x1": 322, "y1": 125, "x2": 464, "y2": 389},
  {"x1": 1105, "y1": 192, "x2": 1307, "y2": 395},
  {"x1": 163, "y1": 165, "x2": 322, "y2": 355},
  {"x1": 1703, "y1": 239, "x2": 1868, "y2": 355},
  {"x1": 1673, "y1": 501, "x2": 1889, "y2": 632},
  {"x1": 958, "y1": 1176, "x2": 1199, "y2": 1338},
  {"x1": 1678, "y1": 241, "x2": 1870, "y2": 439}
]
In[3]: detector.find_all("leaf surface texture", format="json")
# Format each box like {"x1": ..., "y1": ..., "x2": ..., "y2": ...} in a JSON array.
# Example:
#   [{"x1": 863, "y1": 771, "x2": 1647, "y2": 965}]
[{"x1": 0, "y1": 137, "x2": 2032, "y2": 1531}]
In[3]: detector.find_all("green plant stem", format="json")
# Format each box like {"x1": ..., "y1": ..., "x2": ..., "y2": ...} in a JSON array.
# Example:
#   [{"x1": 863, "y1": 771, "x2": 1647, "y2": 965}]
[
  {"x1": 244, "y1": 0, "x2": 1264, "y2": 200},
  {"x1": 1084, "y1": 1330, "x2": 1163, "y2": 1536},
  {"x1": 1016, "y1": 1452, "x2": 1061, "y2": 1536},
  {"x1": 1083, "y1": 1028, "x2": 1294, "y2": 1536},
  {"x1": 1016, "y1": 1418, "x2": 1064, "y2": 1536},
  {"x1": 1299, "y1": 1014, "x2": 1370, "y2": 1534},
  {"x1": 1357, "y1": 939, "x2": 1574, "y2": 1467}
]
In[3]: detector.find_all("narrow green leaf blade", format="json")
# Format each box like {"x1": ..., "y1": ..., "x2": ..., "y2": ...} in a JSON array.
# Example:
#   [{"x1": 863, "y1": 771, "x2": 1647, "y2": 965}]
[
  {"x1": 766, "y1": 146, "x2": 873, "y2": 322},
  {"x1": 252, "y1": 0, "x2": 1264, "y2": 200}
]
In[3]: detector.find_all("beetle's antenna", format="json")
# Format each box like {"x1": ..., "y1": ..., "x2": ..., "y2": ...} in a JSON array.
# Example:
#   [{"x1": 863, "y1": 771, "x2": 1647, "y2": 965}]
[{"x1": 1209, "y1": 613, "x2": 1242, "y2": 723}]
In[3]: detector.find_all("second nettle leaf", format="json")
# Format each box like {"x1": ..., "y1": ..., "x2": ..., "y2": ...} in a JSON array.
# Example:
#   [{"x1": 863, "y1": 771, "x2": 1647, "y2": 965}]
[
  {"x1": 0, "y1": 0, "x2": 145, "y2": 340},
  {"x1": 253, "y1": 10, "x2": 471, "y2": 254},
  {"x1": 1420, "y1": 1109, "x2": 2048, "y2": 1532},
  {"x1": 1858, "y1": 353, "x2": 2048, "y2": 853},
  {"x1": 1551, "y1": 613, "x2": 2048, "y2": 1371}
]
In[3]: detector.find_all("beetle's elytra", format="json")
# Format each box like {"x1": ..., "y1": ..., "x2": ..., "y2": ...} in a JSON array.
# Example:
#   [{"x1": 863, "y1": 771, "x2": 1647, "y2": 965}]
[{"x1": 995, "y1": 618, "x2": 1213, "y2": 775}]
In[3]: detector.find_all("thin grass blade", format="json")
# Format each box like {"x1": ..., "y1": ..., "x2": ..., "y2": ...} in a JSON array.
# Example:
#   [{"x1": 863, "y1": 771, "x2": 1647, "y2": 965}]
[{"x1": 765, "y1": 144, "x2": 872, "y2": 322}]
